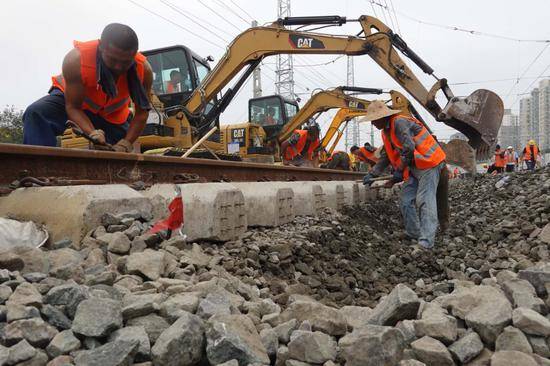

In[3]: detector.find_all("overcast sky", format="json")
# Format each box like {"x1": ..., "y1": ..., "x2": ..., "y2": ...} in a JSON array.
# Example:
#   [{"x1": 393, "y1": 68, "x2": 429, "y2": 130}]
[{"x1": 1, "y1": 0, "x2": 549, "y2": 147}]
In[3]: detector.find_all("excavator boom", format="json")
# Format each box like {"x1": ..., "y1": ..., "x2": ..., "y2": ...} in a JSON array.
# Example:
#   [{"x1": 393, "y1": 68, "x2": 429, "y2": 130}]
[{"x1": 181, "y1": 15, "x2": 502, "y2": 157}]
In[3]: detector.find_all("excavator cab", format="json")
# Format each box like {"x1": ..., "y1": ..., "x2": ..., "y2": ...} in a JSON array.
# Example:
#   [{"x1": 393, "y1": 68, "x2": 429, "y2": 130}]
[{"x1": 248, "y1": 95, "x2": 299, "y2": 140}]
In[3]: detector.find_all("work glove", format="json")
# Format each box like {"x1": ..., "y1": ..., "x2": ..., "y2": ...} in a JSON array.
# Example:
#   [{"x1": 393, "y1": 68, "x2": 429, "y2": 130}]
[
  {"x1": 89, "y1": 129, "x2": 106, "y2": 145},
  {"x1": 362, "y1": 173, "x2": 375, "y2": 186},
  {"x1": 112, "y1": 139, "x2": 134, "y2": 153}
]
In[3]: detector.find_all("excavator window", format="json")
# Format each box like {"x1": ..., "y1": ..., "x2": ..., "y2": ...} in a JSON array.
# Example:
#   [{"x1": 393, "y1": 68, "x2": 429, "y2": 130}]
[
  {"x1": 147, "y1": 49, "x2": 193, "y2": 95},
  {"x1": 193, "y1": 59, "x2": 209, "y2": 83},
  {"x1": 249, "y1": 96, "x2": 285, "y2": 127}
]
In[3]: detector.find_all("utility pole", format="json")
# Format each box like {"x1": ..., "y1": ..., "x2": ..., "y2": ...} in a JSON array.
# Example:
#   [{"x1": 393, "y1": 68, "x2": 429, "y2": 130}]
[
  {"x1": 345, "y1": 56, "x2": 359, "y2": 150},
  {"x1": 251, "y1": 20, "x2": 262, "y2": 98},
  {"x1": 275, "y1": 0, "x2": 296, "y2": 100}
]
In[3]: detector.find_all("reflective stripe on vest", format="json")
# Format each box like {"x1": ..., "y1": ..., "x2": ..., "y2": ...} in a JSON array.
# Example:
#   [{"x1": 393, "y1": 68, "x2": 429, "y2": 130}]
[
  {"x1": 51, "y1": 39, "x2": 146, "y2": 124},
  {"x1": 357, "y1": 147, "x2": 378, "y2": 164},
  {"x1": 494, "y1": 149, "x2": 506, "y2": 168},
  {"x1": 524, "y1": 145, "x2": 539, "y2": 161},
  {"x1": 382, "y1": 115, "x2": 446, "y2": 176}
]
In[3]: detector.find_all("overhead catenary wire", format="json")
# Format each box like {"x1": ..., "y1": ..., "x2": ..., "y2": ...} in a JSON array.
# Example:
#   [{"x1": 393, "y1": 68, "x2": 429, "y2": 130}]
[
  {"x1": 503, "y1": 43, "x2": 550, "y2": 102},
  {"x1": 196, "y1": 0, "x2": 243, "y2": 32},
  {"x1": 212, "y1": 0, "x2": 251, "y2": 26},
  {"x1": 127, "y1": 0, "x2": 225, "y2": 49},
  {"x1": 510, "y1": 62, "x2": 550, "y2": 108},
  {"x1": 229, "y1": 0, "x2": 255, "y2": 22},
  {"x1": 160, "y1": 0, "x2": 231, "y2": 44}
]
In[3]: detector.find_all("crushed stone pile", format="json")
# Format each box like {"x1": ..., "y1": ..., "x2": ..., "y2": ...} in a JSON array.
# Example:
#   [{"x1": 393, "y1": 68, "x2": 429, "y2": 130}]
[{"x1": 0, "y1": 167, "x2": 548, "y2": 365}]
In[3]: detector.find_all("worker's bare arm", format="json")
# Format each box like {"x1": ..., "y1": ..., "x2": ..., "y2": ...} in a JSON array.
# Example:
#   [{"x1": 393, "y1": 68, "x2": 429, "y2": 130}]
[
  {"x1": 62, "y1": 49, "x2": 95, "y2": 134},
  {"x1": 124, "y1": 61, "x2": 153, "y2": 143}
]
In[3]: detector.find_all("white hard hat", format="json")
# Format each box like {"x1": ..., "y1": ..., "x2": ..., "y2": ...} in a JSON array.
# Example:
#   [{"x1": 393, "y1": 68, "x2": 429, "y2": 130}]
[{"x1": 507, "y1": 146, "x2": 513, "y2": 149}]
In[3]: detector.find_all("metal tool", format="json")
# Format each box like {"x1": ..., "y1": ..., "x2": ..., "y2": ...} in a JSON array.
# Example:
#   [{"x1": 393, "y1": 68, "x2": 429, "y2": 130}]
[{"x1": 66, "y1": 120, "x2": 114, "y2": 151}]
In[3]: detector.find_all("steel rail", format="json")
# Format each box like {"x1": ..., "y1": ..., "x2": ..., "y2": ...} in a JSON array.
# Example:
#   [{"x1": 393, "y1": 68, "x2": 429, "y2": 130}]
[{"x1": 0, "y1": 144, "x2": 364, "y2": 189}]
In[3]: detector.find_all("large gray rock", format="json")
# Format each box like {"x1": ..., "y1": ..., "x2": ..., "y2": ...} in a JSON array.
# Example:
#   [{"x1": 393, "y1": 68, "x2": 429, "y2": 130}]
[
  {"x1": 528, "y1": 335, "x2": 550, "y2": 358},
  {"x1": 74, "y1": 339, "x2": 138, "y2": 366},
  {"x1": 414, "y1": 303, "x2": 457, "y2": 344},
  {"x1": 6, "y1": 304, "x2": 41, "y2": 322},
  {"x1": 502, "y1": 279, "x2": 546, "y2": 314},
  {"x1": 126, "y1": 314, "x2": 170, "y2": 344},
  {"x1": 259, "y1": 328, "x2": 278, "y2": 359},
  {"x1": 109, "y1": 326, "x2": 151, "y2": 362},
  {"x1": 490, "y1": 350, "x2": 538, "y2": 366},
  {"x1": 160, "y1": 293, "x2": 200, "y2": 321},
  {"x1": 197, "y1": 292, "x2": 233, "y2": 319},
  {"x1": 448, "y1": 331, "x2": 484, "y2": 364},
  {"x1": 411, "y1": 336, "x2": 454, "y2": 366},
  {"x1": 126, "y1": 249, "x2": 166, "y2": 281},
  {"x1": 44, "y1": 283, "x2": 89, "y2": 319},
  {"x1": 3, "y1": 318, "x2": 58, "y2": 347},
  {"x1": 6, "y1": 283, "x2": 42, "y2": 307},
  {"x1": 205, "y1": 314, "x2": 270, "y2": 365},
  {"x1": 106, "y1": 232, "x2": 131, "y2": 254},
  {"x1": 277, "y1": 301, "x2": 347, "y2": 336},
  {"x1": 338, "y1": 306, "x2": 372, "y2": 330},
  {"x1": 6, "y1": 339, "x2": 36, "y2": 365},
  {"x1": 17, "y1": 349, "x2": 48, "y2": 365},
  {"x1": 0, "y1": 285, "x2": 12, "y2": 304},
  {"x1": 513, "y1": 307, "x2": 550, "y2": 336},
  {"x1": 437, "y1": 285, "x2": 512, "y2": 345},
  {"x1": 518, "y1": 264, "x2": 550, "y2": 297},
  {"x1": 495, "y1": 326, "x2": 533, "y2": 353},
  {"x1": 273, "y1": 319, "x2": 298, "y2": 344},
  {"x1": 40, "y1": 304, "x2": 72, "y2": 330},
  {"x1": 71, "y1": 298, "x2": 122, "y2": 337},
  {"x1": 287, "y1": 330, "x2": 337, "y2": 364},
  {"x1": 151, "y1": 312, "x2": 205, "y2": 366},
  {"x1": 367, "y1": 284, "x2": 420, "y2": 326},
  {"x1": 339, "y1": 325, "x2": 405, "y2": 366},
  {"x1": 46, "y1": 330, "x2": 81, "y2": 358},
  {"x1": 121, "y1": 293, "x2": 164, "y2": 320}
]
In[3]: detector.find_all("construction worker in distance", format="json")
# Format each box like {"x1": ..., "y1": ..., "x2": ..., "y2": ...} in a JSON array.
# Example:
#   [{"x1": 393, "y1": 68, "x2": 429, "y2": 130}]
[
  {"x1": 521, "y1": 140, "x2": 541, "y2": 171},
  {"x1": 281, "y1": 121, "x2": 321, "y2": 167},
  {"x1": 22, "y1": 23, "x2": 153, "y2": 152},
  {"x1": 320, "y1": 151, "x2": 351, "y2": 170},
  {"x1": 504, "y1": 146, "x2": 518, "y2": 173},
  {"x1": 489, "y1": 144, "x2": 506, "y2": 174},
  {"x1": 361, "y1": 100, "x2": 446, "y2": 250},
  {"x1": 350, "y1": 143, "x2": 379, "y2": 169}
]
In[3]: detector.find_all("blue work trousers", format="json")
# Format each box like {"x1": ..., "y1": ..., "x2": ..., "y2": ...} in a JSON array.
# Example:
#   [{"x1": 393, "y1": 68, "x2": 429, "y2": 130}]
[
  {"x1": 23, "y1": 89, "x2": 128, "y2": 146},
  {"x1": 400, "y1": 163, "x2": 443, "y2": 248}
]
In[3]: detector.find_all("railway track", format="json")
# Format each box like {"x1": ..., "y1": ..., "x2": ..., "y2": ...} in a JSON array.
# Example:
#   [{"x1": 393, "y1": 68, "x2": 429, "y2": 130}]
[{"x1": 0, "y1": 143, "x2": 364, "y2": 193}]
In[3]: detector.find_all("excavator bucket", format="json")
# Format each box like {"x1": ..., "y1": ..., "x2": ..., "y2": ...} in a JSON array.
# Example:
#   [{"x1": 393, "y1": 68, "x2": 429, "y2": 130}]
[{"x1": 438, "y1": 89, "x2": 504, "y2": 159}]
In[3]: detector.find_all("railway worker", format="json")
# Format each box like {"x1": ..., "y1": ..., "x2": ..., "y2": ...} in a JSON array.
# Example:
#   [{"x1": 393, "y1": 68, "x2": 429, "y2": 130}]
[
  {"x1": 23, "y1": 23, "x2": 153, "y2": 153},
  {"x1": 504, "y1": 146, "x2": 518, "y2": 172},
  {"x1": 350, "y1": 143, "x2": 378, "y2": 168},
  {"x1": 521, "y1": 140, "x2": 541, "y2": 171},
  {"x1": 320, "y1": 151, "x2": 351, "y2": 170},
  {"x1": 281, "y1": 122, "x2": 321, "y2": 167},
  {"x1": 361, "y1": 101, "x2": 446, "y2": 250}
]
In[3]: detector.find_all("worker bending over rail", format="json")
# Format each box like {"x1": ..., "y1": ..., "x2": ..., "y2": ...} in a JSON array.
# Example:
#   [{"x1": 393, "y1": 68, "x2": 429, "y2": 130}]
[
  {"x1": 281, "y1": 122, "x2": 321, "y2": 167},
  {"x1": 23, "y1": 23, "x2": 153, "y2": 152},
  {"x1": 320, "y1": 151, "x2": 351, "y2": 170},
  {"x1": 350, "y1": 143, "x2": 378, "y2": 170},
  {"x1": 362, "y1": 101, "x2": 446, "y2": 250}
]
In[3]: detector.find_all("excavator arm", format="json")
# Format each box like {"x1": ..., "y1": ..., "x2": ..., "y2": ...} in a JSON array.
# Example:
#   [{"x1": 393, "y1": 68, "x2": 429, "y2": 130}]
[{"x1": 181, "y1": 15, "x2": 502, "y2": 157}]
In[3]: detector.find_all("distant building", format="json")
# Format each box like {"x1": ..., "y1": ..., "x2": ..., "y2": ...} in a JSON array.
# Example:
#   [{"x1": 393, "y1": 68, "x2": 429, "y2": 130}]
[
  {"x1": 539, "y1": 79, "x2": 550, "y2": 149},
  {"x1": 498, "y1": 109, "x2": 519, "y2": 150},
  {"x1": 518, "y1": 79, "x2": 550, "y2": 152}
]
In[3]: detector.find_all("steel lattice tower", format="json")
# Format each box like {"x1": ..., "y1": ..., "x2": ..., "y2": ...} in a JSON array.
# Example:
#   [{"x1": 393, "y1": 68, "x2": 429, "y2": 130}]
[
  {"x1": 251, "y1": 20, "x2": 262, "y2": 98},
  {"x1": 275, "y1": 0, "x2": 296, "y2": 100},
  {"x1": 344, "y1": 56, "x2": 359, "y2": 150}
]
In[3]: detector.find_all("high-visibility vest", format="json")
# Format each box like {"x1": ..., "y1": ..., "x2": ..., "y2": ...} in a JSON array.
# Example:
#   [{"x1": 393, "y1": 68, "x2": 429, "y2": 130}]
[
  {"x1": 51, "y1": 40, "x2": 147, "y2": 124},
  {"x1": 524, "y1": 145, "x2": 539, "y2": 161},
  {"x1": 505, "y1": 151, "x2": 517, "y2": 164},
  {"x1": 494, "y1": 149, "x2": 506, "y2": 168},
  {"x1": 283, "y1": 130, "x2": 320, "y2": 161},
  {"x1": 356, "y1": 147, "x2": 378, "y2": 164},
  {"x1": 381, "y1": 115, "x2": 446, "y2": 180}
]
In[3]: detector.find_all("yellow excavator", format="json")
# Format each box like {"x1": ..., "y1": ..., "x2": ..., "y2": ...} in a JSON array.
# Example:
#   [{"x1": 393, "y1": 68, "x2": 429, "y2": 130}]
[{"x1": 62, "y1": 15, "x2": 503, "y2": 160}]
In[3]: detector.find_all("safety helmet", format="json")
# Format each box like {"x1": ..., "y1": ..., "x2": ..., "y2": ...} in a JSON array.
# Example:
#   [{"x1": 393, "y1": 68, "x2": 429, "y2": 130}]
[
  {"x1": 529, "y1": 139, "x2": 536, "y2": 146},
  {"x1": 507, "y1": 146, "x2": 513, "y2": 150}
]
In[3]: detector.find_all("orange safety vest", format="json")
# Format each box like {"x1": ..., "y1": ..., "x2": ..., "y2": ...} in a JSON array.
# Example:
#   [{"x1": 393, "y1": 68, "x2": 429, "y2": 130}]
[
  {"x1": 356, "y1": 147, "x2": 378, "y2": 164},
  {"x1": 524, "y1": 145, "x2": 539, "y2": 161},
  {"x1": 381, "y1": 115, "x2": 446, "y2": 180},
  {"x1": 284, "y1": 130, "x2": 320, "y2": 161},
  {"x1": 51, "y1": 40, "x2": 147, "y2": 124},
  {"x1": 505, "y1": 151, "x2": 517, "y2": 164},
  {"x1": 494, "y1": 149, "x2": 506, "y2": 168}
]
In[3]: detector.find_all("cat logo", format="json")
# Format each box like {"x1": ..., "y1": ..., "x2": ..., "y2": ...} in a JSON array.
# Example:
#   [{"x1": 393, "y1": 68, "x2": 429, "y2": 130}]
[
  {"x1": 348, "y1": 101, "x2": 366, "y2": 109},
  {"x1": 289, "y1": 35, "x2": 325, "y2": 49}
]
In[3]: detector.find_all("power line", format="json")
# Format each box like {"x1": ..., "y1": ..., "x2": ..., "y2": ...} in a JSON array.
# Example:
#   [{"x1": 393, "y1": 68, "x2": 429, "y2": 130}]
[
  {"x1": 167, "y1": 0, "x2": 236, "y2": 39},
  {"x1": 293, "y1": 55, "x2": 345, "y2": 68},
  {"x1": 212, "y1": 0, "x2": 251, "y2": 25},
  {"x1": 510, "y1": 62, "x2": 550, "y2": 108},
  {"x1": 127, "y1": 0, "x2": 225, "y2": 49},
  {"x1": 387, "y1": 0, "x2": 402, "y2": 34},
  {"x1": 196, "y1": 0, "x2": 243, "y2": 32},
  {"x1": 160, "y1": 0, "x2": 231, "y2": 44},
  {"x1": 449, "y1": 75, "x2": 550, "y2": 86},
  {"x1": 229, "y1": 0, "x2": 255, "y2": 22},
  {"x1": 367, "y1": 0, "x2": 550, "y2": 43},
  {"x1": 503, "y1": 43, "x2": 550, "y2": 101}
]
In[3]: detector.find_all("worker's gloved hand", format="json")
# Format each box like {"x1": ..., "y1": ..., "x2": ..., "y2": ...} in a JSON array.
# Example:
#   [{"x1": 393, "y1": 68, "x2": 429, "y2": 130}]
[
  {"x1": 391, "y1": 169, "x2": 404, "y2": 183},
  {"x1": 362, "y1": 173, "x2": 375, "y2": 186},
  {"x1": 89, "y1": 129, "x2": 106, "y2": 145},
  {"x1": 112, "y1": 139, "x2": 134, "y2": 153}
]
